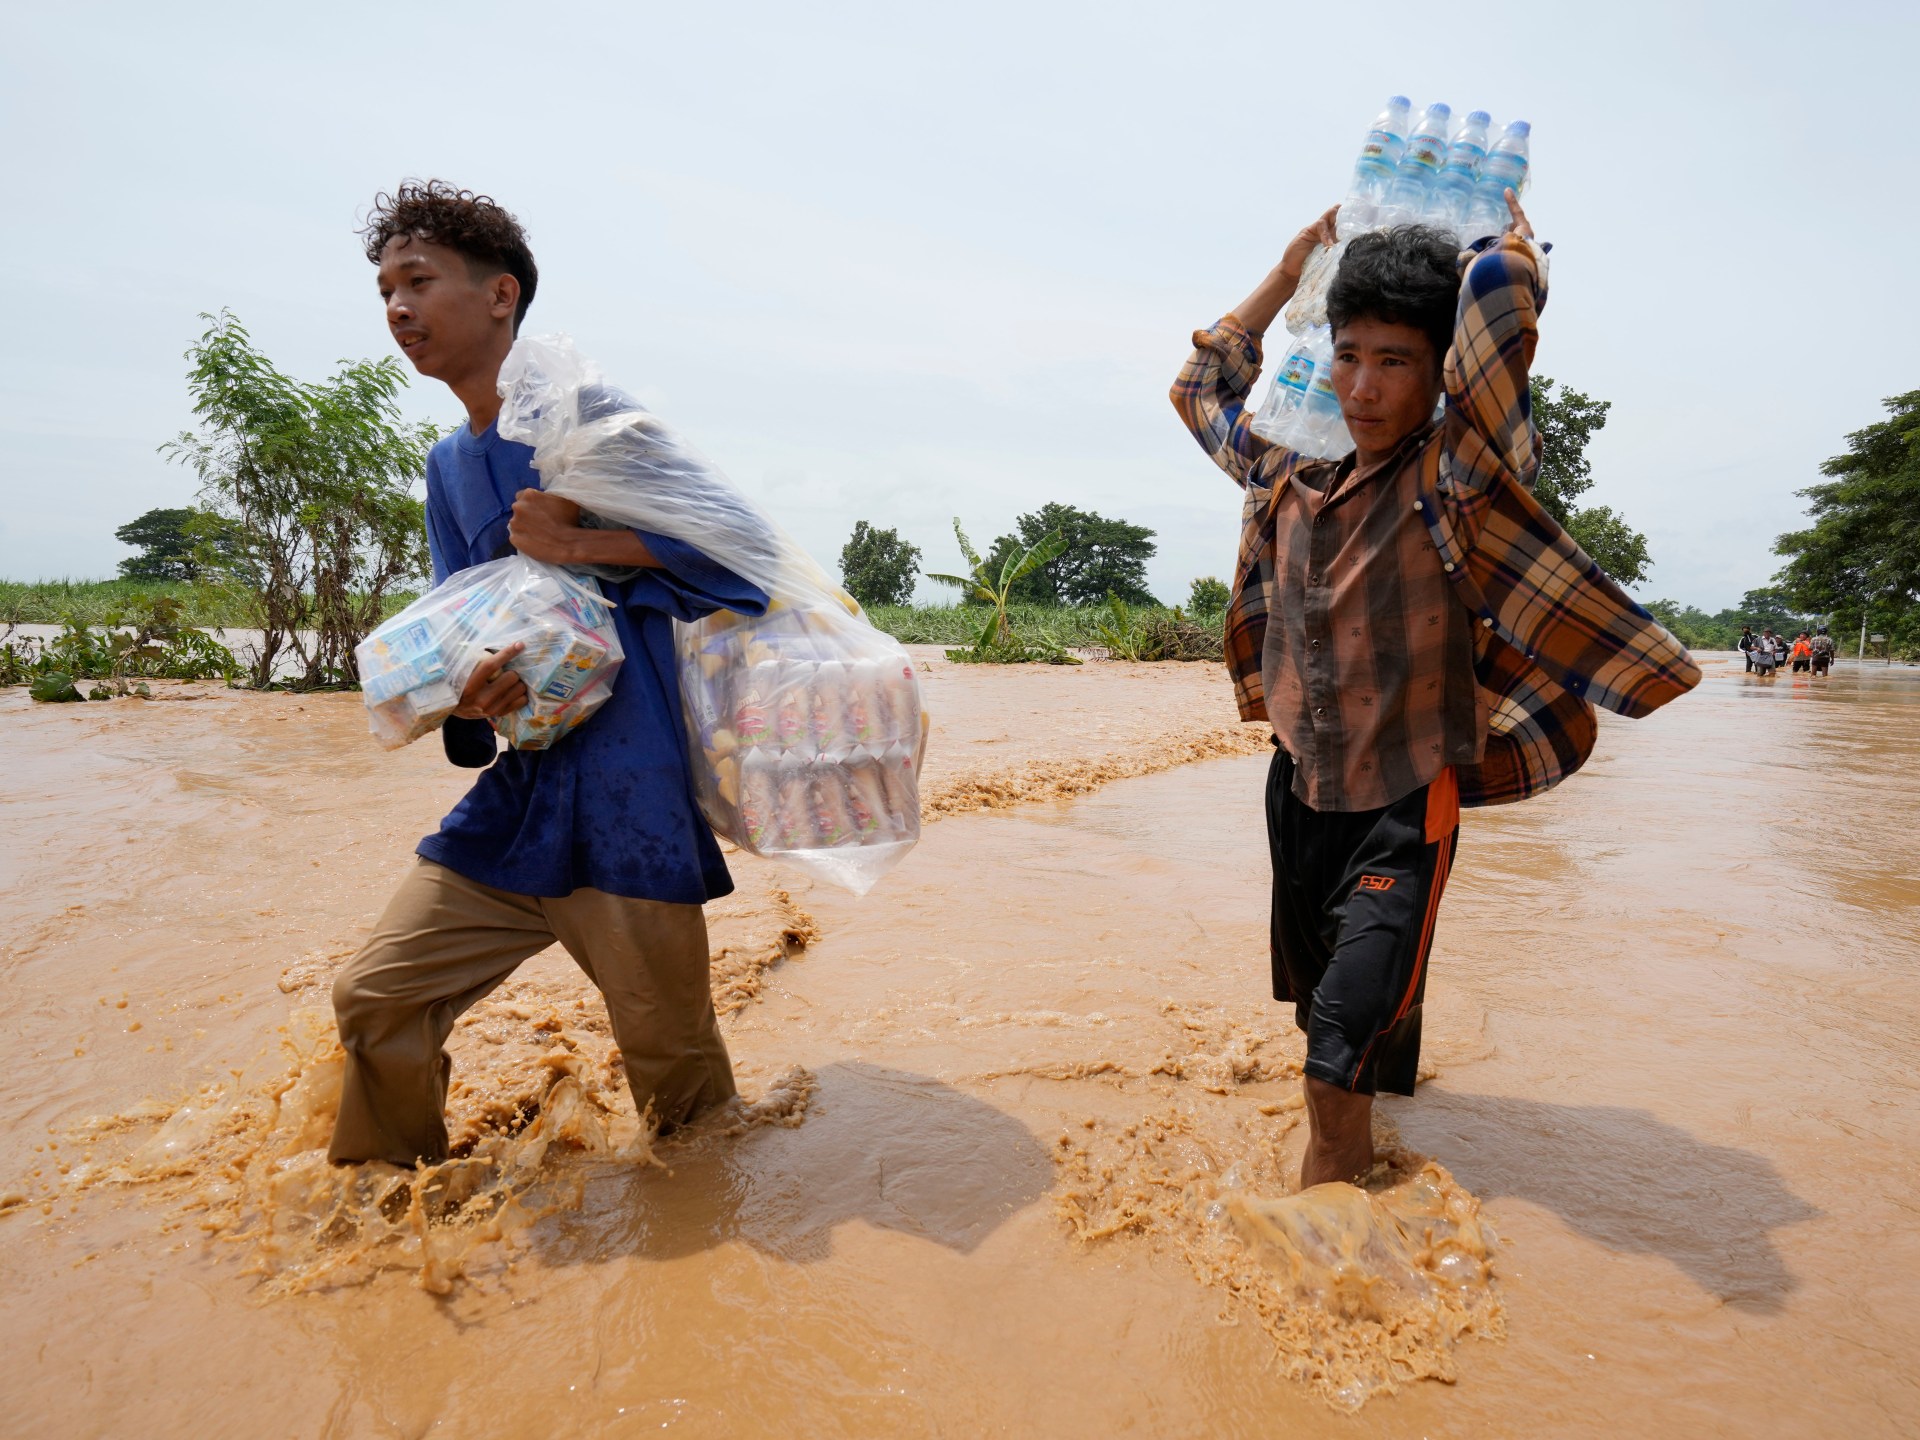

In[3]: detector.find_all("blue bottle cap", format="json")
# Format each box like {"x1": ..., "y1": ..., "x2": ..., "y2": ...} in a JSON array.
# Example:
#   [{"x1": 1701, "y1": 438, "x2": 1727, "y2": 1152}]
[
  {"x1": 1427, "y1": 102, "x2": 1452, "y2": 118},
  {"x1": 1389, "y1": 95, "x2": 1411, "y2": 107},
  {"x1": 1468, "y1": 110, "x2": 1491, "y2": 124},
  {"x1": 1507, "y1": 120, "x2": 1531, "y2": 136}
]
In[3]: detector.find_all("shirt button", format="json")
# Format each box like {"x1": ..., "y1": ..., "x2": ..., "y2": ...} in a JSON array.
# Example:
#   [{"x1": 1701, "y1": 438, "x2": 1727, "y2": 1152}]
[
  {"x1": 1443, "y1": 561, "x2": 1456, "y2": 572},
  {"x1": 1412, "y1": 500, "x2": 1424, "y2": 512},
  {"x1": 1482, "y1": 617, "x2": 1494, "y2": 628},
  {"x1": 1315, "y1": 707, "x2": 1325, "y2": 717},
  {"x1": 1311, "y1": 639, "x2": 1320, "y2": 649}
]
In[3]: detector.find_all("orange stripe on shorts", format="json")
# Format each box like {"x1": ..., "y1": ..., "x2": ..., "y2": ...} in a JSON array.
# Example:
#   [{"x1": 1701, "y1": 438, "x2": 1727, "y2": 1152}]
[{"x1": 1424, "y1": 765, "x2": 1460, "y2": 844}]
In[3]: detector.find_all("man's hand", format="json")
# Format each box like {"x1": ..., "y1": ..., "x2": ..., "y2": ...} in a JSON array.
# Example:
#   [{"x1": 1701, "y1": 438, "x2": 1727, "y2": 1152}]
[
  {"x1": 508, "y1": 489, "x2": 585, "y2": 565},
  {"x1": 454, "y1": 642, "x2": 528, "y2": 719},
  {"x1": 1278, "y1": 204, "x2": 1342, "y2": 285},
  {"x1": 1228, "y1": 204, "x2": 1340, "y2": 337},
  {"x1": 1502, "y1": 188, "x2": 1534, "y2": 242}
]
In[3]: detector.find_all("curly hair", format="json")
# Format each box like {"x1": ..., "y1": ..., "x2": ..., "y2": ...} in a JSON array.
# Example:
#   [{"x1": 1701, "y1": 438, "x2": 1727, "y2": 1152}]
[
  {"x1": 361, "y1": 180, "x2": 538, "y2": 331},
  {"x1": 1326, "y1": 225, "x2": 1459, "y2": 366}
]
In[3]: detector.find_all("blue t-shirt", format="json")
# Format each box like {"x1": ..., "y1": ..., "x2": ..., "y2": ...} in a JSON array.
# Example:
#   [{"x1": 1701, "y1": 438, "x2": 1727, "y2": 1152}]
[{"x1": 415, "y1": 420, "x2": 767, "y2": 904}]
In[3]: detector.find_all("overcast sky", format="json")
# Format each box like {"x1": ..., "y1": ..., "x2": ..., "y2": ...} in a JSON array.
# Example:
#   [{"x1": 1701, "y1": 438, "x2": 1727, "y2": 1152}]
[{"x1": 5, "y1": 1, "x2": 1914, "y2": 610}]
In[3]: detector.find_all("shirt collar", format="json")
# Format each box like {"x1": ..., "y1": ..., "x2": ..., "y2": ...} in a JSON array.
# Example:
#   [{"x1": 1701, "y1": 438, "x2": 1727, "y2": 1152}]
[
  {"x1": 1310, "y1": 420, "x2": 1437, "y2": 504},
  {"x1": 454, "y1": 420, "x2": 501, "y2": 456}
]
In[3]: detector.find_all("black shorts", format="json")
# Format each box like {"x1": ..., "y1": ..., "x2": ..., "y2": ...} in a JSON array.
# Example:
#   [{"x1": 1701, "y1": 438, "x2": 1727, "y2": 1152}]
[{"x1": 1266, "y1": 746, "x2": 1459, "y2": 1097}]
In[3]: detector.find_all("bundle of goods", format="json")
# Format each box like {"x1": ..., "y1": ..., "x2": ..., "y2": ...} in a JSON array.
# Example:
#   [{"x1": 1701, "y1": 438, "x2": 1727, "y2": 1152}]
[
  {"x1": 1251, "y1": 96, "x2": 1534, "y2": 460},
  {"x1": 358, "y1": 555, "x2": 623, "y2": 752},
  {"x1": 493, "y1": 335, "x2": 929, "y2": 895},
  {"x1": 681, "y1": 603, "x2": 925, "y2": 867}
]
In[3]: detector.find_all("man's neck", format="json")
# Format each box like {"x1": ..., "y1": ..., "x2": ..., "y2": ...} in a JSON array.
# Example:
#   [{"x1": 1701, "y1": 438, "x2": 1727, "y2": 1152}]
[
  {"x1": 448, "y1": 331, "x2": 515, "y2": 435},
  {"x1": 1353, "y1": 413, "x2": 1441, "y2": 474}
]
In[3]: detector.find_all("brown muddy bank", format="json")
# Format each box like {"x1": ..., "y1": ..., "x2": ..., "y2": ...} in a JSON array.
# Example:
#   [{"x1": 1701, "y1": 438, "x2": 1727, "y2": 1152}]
[{"x1": 2, "y1": 653, "x2": 1917, "y2": 1436}]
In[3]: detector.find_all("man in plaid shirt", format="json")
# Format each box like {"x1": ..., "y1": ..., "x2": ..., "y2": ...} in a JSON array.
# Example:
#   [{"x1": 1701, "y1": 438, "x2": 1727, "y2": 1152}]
[{"x1": 1171, "y1": 192, "x2": 1698, "y2": 1188}]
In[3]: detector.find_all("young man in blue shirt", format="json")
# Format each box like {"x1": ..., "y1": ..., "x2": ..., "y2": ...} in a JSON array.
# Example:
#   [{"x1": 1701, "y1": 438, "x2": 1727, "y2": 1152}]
[{"x1": 328, "y1": 181, "x2": 768, "y2": 1167}]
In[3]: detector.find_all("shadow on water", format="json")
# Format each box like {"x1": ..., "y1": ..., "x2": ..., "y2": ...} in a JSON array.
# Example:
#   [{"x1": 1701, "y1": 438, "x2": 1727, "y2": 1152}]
[
  {"x1": 1391, "y1": 1089, "x2": 1821, "y2": 1313},
  {"x1": 534, "y1": 1062, "x2": 1055, "y2": 1267}
]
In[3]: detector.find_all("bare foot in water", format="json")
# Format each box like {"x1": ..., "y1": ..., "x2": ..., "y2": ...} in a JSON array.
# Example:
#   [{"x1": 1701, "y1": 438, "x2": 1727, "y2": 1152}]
[{"x1": 1299, "y1": 1076, "x2": 1374, "y2": 1189}]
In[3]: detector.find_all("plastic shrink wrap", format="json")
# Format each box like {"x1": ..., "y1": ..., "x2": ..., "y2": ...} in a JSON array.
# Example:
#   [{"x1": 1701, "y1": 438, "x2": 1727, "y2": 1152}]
[
  {"x1": 357, "y1": 554, "x2": 624, "y2": 752},
  {"x1": 494, "y1": 334, "x2": 928, "y2": 896}
]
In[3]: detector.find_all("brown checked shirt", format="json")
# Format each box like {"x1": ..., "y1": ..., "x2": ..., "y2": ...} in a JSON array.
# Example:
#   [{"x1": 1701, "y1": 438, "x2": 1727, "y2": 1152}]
[
  {"x1": 1258, "y1": 430, "x2": 1486, "y2": 810},
  {"x1": 1172, "y1": 234, "x2": 1702, "y2": 815}
]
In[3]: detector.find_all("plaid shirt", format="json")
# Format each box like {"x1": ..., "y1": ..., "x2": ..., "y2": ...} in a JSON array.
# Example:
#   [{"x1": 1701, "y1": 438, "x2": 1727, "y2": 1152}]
[{"x1": 1171, "y1": 234, "x2": 1700, "y2": 810}]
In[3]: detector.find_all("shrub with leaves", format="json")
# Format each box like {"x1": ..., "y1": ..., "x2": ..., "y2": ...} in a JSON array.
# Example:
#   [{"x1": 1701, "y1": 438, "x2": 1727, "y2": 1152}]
[
  {"x1": 161, "y1": 311, "x2": 433, "y2": 689},
  {"x1": 1093, "y1": 594, "x2": 1223, "y2": 663},
  {"x1": 6, "y1": 595, "x2": 238, "y2": 702},
  {"x1": 1187, "y1": 576, "x2": 1231, "y2": 615}
]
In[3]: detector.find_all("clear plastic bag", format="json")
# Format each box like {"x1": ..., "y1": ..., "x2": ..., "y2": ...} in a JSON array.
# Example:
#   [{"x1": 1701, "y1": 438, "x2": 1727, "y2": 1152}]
[
  {"x1": 495, "y1": 335, "x2": 928, "y2": 895},
  {"x1": 357, "y1": 554, "x2": 624, "y2": 752},
  {"x1": 1283, "y1": 235, "x2": 1348, "y2": 337}
]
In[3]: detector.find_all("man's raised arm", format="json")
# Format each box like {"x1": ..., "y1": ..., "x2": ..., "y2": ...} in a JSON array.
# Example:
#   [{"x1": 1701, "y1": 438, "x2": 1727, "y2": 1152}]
[
  {"x1": 1443, "y1": 189, "x2": 1550, "y2": 492},
  {"x1": 1169, "y1": 205, "x2": 1338, "y2": 485}
]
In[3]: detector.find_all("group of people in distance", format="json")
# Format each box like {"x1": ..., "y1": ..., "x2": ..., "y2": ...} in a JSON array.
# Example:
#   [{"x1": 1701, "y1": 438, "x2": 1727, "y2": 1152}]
[{"x1": 1740, "y1": 625, "x2": 1834, "y2": 677}]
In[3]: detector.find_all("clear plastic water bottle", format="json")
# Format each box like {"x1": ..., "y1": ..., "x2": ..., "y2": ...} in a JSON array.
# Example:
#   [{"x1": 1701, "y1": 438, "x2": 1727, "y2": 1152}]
[
  {"x1": 1463, "y1": 119, "x2": 1531, "y2": 243},
  {"x1": 1295, "y1": 327, "x2": 1353, "y2": 459},
  {"x1": 1429, "y1": 110, "x2": 1492, "y2": 239},
  {"x1": 1288, "y1": 97, "x2": 1413, "y2": 339},
  {"x1": 1250, "y1": 337, "x2": 1318, "y2": 443},
  {"x1": 1338, "y1": 95, "x2": 1412, "y2": 235},
  {"x1": 1380, "y1": 102, "x2": 1452, "y2": 226}
]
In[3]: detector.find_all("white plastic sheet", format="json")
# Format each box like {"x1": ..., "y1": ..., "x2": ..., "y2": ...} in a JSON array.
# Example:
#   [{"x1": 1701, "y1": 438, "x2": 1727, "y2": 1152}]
[{"x1": 495, "y1": 334, "x2": 928, "y2": 895}]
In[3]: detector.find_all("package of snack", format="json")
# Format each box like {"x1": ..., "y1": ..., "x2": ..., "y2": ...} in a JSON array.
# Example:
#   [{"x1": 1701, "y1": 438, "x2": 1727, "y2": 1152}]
[
  {"x1": 496, "y1": 333, "x2": 929, "y2": 895},
  {"x1": 356, "y1": 554, "x2": 624, "y2": 754}
]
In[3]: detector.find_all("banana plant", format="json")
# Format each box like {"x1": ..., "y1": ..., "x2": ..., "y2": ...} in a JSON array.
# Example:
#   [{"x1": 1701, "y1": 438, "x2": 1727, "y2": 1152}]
[
  {"x1": 1093, "y1": 592, "x2": 1144, "y2": 661},
  {"x1": 926, "y1": 519, "x2": 1069, "y2": 650}
]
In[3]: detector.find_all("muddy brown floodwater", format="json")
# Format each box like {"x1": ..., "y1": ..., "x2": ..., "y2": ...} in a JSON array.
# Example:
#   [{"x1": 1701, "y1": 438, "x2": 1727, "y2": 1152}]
[{"x1": 2, "y1": 652, "x2": 1917, "y2": 1436}]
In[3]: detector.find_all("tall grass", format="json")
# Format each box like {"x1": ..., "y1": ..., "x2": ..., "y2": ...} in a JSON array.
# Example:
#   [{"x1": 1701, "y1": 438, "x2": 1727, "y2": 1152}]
[
  {"x1": 1, "y1": 581, "x2": 1225, "y2": 659},
  {"x1": 866, "y1": 603, "x2": 1153, "y2": 648},
  {"x1": 0, "y1": 578, "x2": 420, "y2": 630}
]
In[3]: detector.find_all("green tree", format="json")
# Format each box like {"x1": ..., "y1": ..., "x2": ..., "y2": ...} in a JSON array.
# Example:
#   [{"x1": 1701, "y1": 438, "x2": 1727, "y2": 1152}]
[
  {"x1": 161, "y1": 311, "x2": 434, "y2": 690},
  {"x1": 1641, "y1": 598, "x2": 1745, "y2": 651},
  {"x1": 1774, "y1": 391, "x2": 1920, "y2": 652},
  {"x1": 838, "y1": 521, "x2": 922, "y2": 608},
  {"x1": 1530, "y1": 376, "x2": 1652, "y2": 587},
  {"x1": 1187, "y1": 576, "x2": 1231, "y2": 614},
  {"x1": 114, "y1": 506, "x2": 246, "y2": 582},
  {"x1": 115, "y1": 507, "x2": 200, "y2": 580},
  {"x1": 1730, "y1": 586, "x2": 1808, "y2": 634},
  {"x1": 1562, "y1": 505, "x2": 1650, "y2": 591},
  {"x1": 986, "y1": 503, "x2": 1159, "y2": 607}
]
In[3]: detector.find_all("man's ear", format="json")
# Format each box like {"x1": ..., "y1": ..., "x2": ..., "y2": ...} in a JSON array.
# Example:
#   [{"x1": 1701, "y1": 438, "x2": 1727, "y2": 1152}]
[{"x1": 489, "y1": 272, "x2": 521, "y2": 324}]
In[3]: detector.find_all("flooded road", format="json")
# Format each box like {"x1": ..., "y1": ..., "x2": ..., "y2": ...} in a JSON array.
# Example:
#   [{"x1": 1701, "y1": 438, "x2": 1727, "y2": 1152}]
[{"x1": 2, "y1": 655, "x2": 1916, "y2": 1435}]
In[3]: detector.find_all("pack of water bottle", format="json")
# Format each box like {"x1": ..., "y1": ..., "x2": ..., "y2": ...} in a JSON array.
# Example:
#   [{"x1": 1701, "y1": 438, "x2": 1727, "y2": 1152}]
[
  {"x1": 1248, "y1": 322, "x2": 1353, "y2": 460},
  {"x1": 1251, "y1": 96, "x2": 1532, "y2": 459}
]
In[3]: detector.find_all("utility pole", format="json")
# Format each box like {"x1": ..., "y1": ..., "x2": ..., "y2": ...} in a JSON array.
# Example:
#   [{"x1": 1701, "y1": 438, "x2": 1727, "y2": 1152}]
[{"x1": 1859, "y1": 614, "x2": 1868, "y2": 662}]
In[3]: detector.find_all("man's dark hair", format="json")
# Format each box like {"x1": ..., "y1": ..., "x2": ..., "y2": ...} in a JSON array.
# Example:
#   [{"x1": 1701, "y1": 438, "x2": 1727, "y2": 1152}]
[
  {"x1": 362, "y1": 180, "x2": 538, "y2": 332},
  {"x1": 1326, "y1": 225, "x2": 1460, "y2": 368}
]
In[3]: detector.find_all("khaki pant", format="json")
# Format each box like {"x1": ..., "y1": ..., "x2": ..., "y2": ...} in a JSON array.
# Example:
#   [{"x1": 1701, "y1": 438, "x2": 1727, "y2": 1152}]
[{"x1": 328, "y1": 859, "x2": 736, "y2": 1166}]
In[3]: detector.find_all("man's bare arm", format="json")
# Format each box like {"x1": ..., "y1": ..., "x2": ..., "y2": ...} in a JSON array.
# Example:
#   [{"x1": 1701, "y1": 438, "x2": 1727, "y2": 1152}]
[
  {"x1": 1227, "y1": 205, "x2": 1340, "y2": 337},
  {"x1": 507, "y1": 489, "x2": 659, "y2": 569}
]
